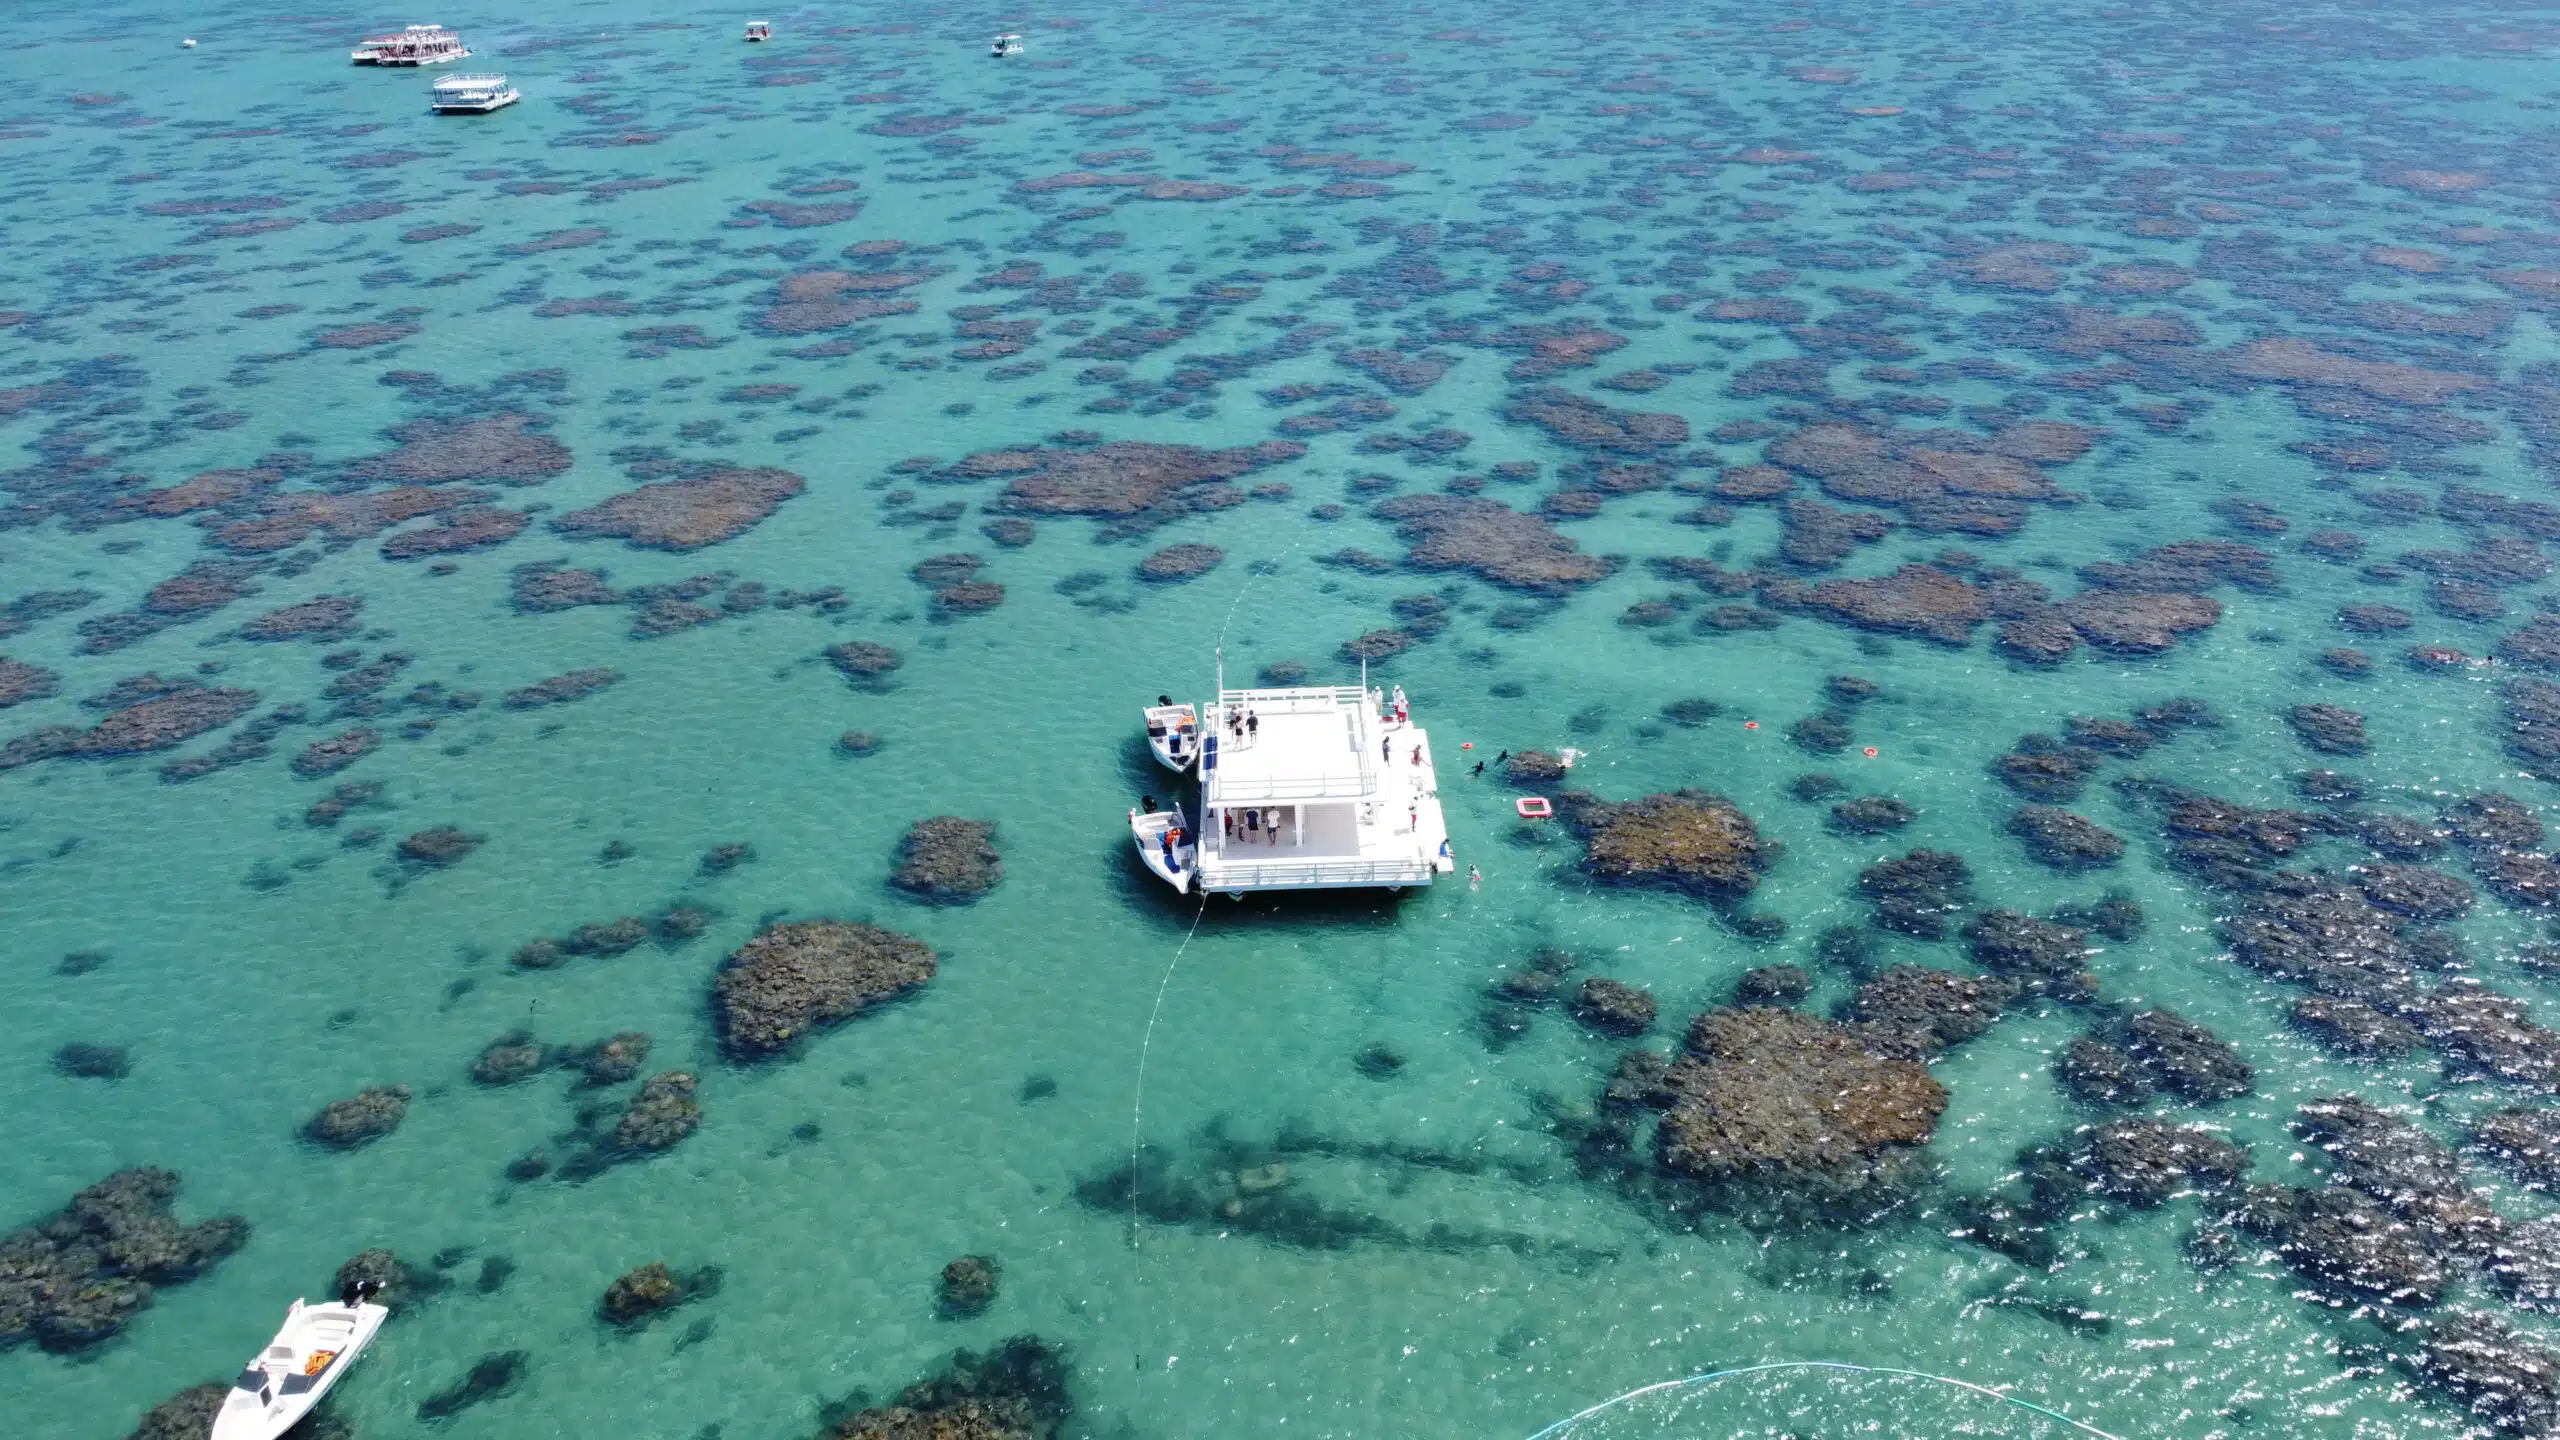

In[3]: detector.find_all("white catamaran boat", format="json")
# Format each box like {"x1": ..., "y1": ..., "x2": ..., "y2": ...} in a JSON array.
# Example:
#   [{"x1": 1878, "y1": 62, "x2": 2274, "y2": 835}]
[
  {"x1": 1143, "y1": 697, "x2": 1200, "y2": 771},
  {"x1": 352, "y1": 23, "x2": 470, "y2": 65},
  {"x1": 1131, "y1": 679, "x2": 1454, "y2": 897},
  {"x1": 211, "y1": 1284, "x2": 388, "y2": 1440},
  {"x1": 989, "y1": 32, "x2": 1024, "y2": 57},
  {"x1": 431, "y1": 73, "x2": 520, "y2": 114}
]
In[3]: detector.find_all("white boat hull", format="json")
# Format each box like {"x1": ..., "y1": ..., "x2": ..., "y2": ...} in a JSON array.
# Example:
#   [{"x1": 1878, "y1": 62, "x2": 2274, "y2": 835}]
[
  {"x1": 1143, "y1": 703, "x2": 1198, "y2": 772},
  {"x1": 211, "y1": 1298, "x2": 388, "y2": 1440},
  {"x1": 1131, "y1": 808, "x2": 1195, "y2": 893}
]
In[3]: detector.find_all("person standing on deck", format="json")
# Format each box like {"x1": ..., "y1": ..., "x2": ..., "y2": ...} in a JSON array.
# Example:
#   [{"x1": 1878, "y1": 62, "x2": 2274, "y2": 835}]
[{"x1": 1246, "y1": 711, "x2": 1259, "y2": 743}]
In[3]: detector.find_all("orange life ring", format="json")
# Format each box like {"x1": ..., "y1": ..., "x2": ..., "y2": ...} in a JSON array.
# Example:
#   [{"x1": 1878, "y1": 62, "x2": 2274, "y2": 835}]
[{"x1": 1516, "y1": 797, "x2": 1553, "y2": 819}]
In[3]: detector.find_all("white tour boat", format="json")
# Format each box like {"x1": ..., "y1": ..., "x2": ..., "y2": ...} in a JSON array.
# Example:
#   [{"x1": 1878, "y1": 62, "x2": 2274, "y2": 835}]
[
  {"x1": 1131, "y1": 678, "x2": 1455, "y2": 897},
  {"x1": 744, "y1": 19, "x2": 771, "y2": 41},
  {"x1": 989, "y1": 32, "x2": 1024, "y2": 57},
  {"x1": 353, "y1": 23, "x2": 470, "y2": 66},
  {"x1": 431, "y1": 73, "x2": 520, "y2": 114},
  {"x1": 1143, "y1": 696, "x2": 1200, "y2": 771},
  {"x1": 1130, "y1": 805, "x2": 1198, "y2": 892},
  {"x1": 210, "y1": 1283, "x2": 388, "y2": 1440}
]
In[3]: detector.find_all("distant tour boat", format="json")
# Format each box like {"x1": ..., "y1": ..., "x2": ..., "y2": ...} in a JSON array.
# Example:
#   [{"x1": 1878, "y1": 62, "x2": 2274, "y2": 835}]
[
  {"x1": 353, "y1": 23, "x2": 470, "y2": 66},
  {"x1": 210, "y1": 1283, "x2": 388, "y2": 1440},
  {"x1": 181, "y1": 37, "x2": 197, "y2": 47},
  {"x1": 431, "y1": 73, "x2": 519, "y2": 114},
  {"x1": 989, "y1": 32, "x2": 1023, "y2": 57},
  {"x1": 1143, "y1": 697, "x2": 1199, "y2": 771},
  {"x1": 744, "y1": 19, "x2": 771, "y2": 40}
]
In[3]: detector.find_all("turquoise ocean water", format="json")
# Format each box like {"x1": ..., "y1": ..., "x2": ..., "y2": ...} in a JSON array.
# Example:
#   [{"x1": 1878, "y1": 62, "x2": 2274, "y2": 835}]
[{"x1": 8, "y1": 0, "x2": 2560, "y2": 1436}]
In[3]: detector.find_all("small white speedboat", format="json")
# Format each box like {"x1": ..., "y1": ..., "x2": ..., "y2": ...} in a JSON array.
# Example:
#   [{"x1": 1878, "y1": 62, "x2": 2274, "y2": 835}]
[
  {"x1": 1131, "y1": 807, "x2": 1195, "y2": 893},
  {"x1": 211, "y1": 1287, "x2": 388, "y2": 1440},
  {"x1": 1144, "y1": 699, "x2": 1199, "y2": 771},
  {"x1": 989, "y1": 32, "x2": 1023, "y2": 56},
  {"x1": 744, "y1": 19, "x2": 771, "y2": 40}
]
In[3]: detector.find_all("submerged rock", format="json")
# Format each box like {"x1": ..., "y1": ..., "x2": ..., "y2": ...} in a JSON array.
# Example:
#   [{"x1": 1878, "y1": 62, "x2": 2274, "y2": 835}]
[
  {"x1": 2415, "y1": 1310, "x2": 2560, "y2": 1436},
  {"x1": 1828, "y1": 795, "x2": 1914, "y2": 835},
  {"x1": 471, "y1": 1031, "x2": 548, "y2": 1086},
  {"x1": 2057, "y1": 1037, "x2": 2153, "y2": 1106},
  {"x1": 2125, "y1": 1009, "x2": 2253, "y2": 1102},
  {"x1": 825, "y1": 641, "x2": 904, "y2": 688},
  {"x1": 713, "y1": 921, "x2": 938, "y2": 1058},
  {"x1": 1570, "y1": 977, "x2": 1657, "y2": 1036},
  {"x1": 2288, "y1": 995, "x2": 2423, "y2": 1060},
  {"x1": 818, "y1": 1334, "x2": 1072, "y2": 1440},
  {"x1": 397, "y1": 827, "x2": 481, "y2": 868},
  {"x1": 552, "y1": 467, "x2": 804, "y2": 550},
  {"x1": 1373, "y1": 494, "x2": 1616, "y2": 592},
  {"x1": 2238, "y1": 1184, "x2": 2446, "y2": 1307},
  {"x1": 1568, "y1": 789, "x2": 1778, "y2": 902},
  {"x1": 305, "y1": 1084, "x2": 411, "y2": 1147},
  {"x1": 2068, "y1": 1119, "x2": 2250, "y2": 1205},
  {"x1": 1734, "y1": 964, "x2": 1811, "y2": 1007},
  {"x1": 2476, "y1": 1108, "x2": 2560, "y2": 1190},
  {"x1": 1857, "y1": 850, "x2": 1974, "y2": 938},
  {"x1": 331, "y1": 1247, "x2": 447, "y2": 1309},
  {"x1": 1655, "y1": 1007, "x2": 1948, "y2": 1204},
  {"x1": 1, "y1": 1168, "x2": 247, "y2": 1353},
  {"x1": 124, "y1": 1383, "x2": 225, "y2": 1440},
  {"x1": 600, "y1": 1261, "x2": 719, "y2": 1326},
  {"x1": 2008, "y1": 805, "x2": 2126, "y2": 868},
  {"x1": 938, "y1": 1255, "x2": 1001, "y2": 1317},
  {"x1": 1845, "y1": 965, "x2": 2015, "y2": 1052},
  {"x1": 611, "y1": 1072, "x2": 702, "y2": 1154},
  {"x1": 892, "y1": 817, "x2": 1003, "y2": 901}
]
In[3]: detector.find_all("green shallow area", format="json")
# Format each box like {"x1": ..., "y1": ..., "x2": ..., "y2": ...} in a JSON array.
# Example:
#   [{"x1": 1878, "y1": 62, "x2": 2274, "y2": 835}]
[{"x1": 4, "y1": 0, "x2": 2560, "y2": 1437}]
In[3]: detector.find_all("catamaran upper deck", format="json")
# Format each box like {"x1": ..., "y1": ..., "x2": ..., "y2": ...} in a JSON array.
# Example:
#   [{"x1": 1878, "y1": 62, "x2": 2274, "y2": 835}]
[{"x1": 1200, "y1": 685, "x2": 1378, "y2": 803}]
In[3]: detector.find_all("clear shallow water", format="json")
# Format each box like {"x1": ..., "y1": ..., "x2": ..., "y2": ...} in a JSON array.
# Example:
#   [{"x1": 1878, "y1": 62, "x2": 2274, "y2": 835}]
[{"x1": 6, "y1": 0, "x2": 2560, "y2": 1436}]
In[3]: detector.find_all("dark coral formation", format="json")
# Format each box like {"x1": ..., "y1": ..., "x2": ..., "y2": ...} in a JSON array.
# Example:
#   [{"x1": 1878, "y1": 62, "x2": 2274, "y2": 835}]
[
  {"x1": 818, "y1": 1335, "x2": 1071, "y2": 1440},
  {"x1": 892, "y1": 818, "x2": 1003, "y2": 901},
  {"x1": 398, "y1": 826, "x2": 481, "y2": 867},
  {"x1": 2, "y1": 1168, "x2": 247, "y2": 1352},
  {"x1": 2124, "y1": 1009, "x2": 2254, "y2": 1102},
  {"x1": 305, "y1": 1084, "x2": 411, "y2": 1147},
  {"x1": 1567, "y1": 790, "x2": 1778, "y2": 901},
  {"x1": 1570, "y1": 978, "x2": 1657, "y2": 1036},
  {"x1": 1655, "y1": 1007, "x2": 1948, "y2": 1206},
  {"x1": 2007, "y1": 805, "x2": 2125, "y2": 868},
  {"x1": 2066, "y1": 1120, "x2": 2250, "y2": 1206},
  {"x1": 1845, "y1": 965, "x2": 2015, "y2": 1051},
  {"x1": 977, "y1": 438, "x2": 1302, "y2": 530},
  {"x1": 1373, "y1": 495, "x2": 1615, "y2": 592},
  {"x1": 503, "y1": 668, "x2": 620, "y2": 710},
  {"x1": 1137, "y1": 543, "x2": 1224, "y2": 581},
  {"x1": 1827, "y1": 795, "x2": 1913, "y2": 835},
  {"x1": 599, "y1": 1261, "x2": 719, "y2": 1327},
  {"x1": 1857, "y1": 850, "x2": 1974, "y2": 938},
  {"x1": 938, "y1": 1255, "x2": 1001, "y2": 1318},
  {"x1": 553, "y1": 467, "x2": 804, "y2": 550},
  {"x1": 826, "y1": 641, "x2": 904, "y2": 688},
  {"x1": 611, "y1": 1072, "x2": 703, "y2": 1154},
  {"x1": 2289, "y1": 996, "x2": 2423, "y2": 1060},
  {"x1": 2287, "y1": 702, "x2": 2370, "y2": 755},
  {"x1": 1, "y1": 686, "x2": 258, "y2": 770},
  {"x1": 714, "y1": 921, "x2": 938, "y2": 1058}
]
